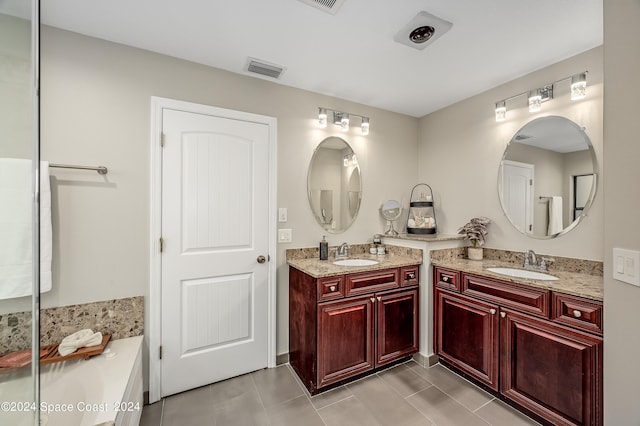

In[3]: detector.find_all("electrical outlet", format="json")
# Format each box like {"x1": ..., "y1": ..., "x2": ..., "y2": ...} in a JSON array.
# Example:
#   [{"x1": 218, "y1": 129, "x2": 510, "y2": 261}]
[
  {"x1": 278, "y1": 229, "x2": 292, "y2": 243},
  {"x1": 613, "y1": 248, "x2": 640, "y2": 287}
]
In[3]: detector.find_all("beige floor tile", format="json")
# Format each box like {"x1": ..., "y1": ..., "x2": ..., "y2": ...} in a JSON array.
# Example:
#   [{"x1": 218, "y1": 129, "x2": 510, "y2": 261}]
[
  {"x1": 265, "y1": 395, "x2": 325, "y2": 426},
  {"x1": 407, "y1": 386, "x2": 490, "y2": 426},
  {"x1": 377, "y1": 363, "x2": 433, "y2": 397},
  {"x1": 317, "y1": 395, "x2": 383, "y2": 426},
  {"x1": 211, "y1": 386, "x2": 269, "y2": 426},
  {"x1": 408, "y1": 363, "x2": 493, "y2": 411},
  {"x1": 251, "y1": 365, "x2": 304, "y2": 407},
  {"x1": 475, "y1": 399, "x2": 541, "y2": 426},
  {"x1": 309, "y1": 385, "x2": 353, "y2": 409},
  {"x1": 347, "y1": 375, "x2": 431, "y2": 426},
  {"x1": 209, "y1": 373, "x2": 256, "y2": 407},
  {"x1": 139, "y1": 400, "x2": 163, "y2": 426},
  {"x1": 162, "y1": 385, "x2": 215, "y2": 426}
]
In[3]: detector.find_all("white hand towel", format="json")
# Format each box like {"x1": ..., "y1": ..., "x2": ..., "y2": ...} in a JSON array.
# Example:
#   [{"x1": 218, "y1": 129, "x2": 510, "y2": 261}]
[
  {"x1": 0, "y1": 158, "x2": 52, "y2": 299},
  {"x1": 58, "y1": 329, "x2": 103, "y2": 356},
  {"x1": 547, "y1": 196, "x2": 563, "y2": 236}
]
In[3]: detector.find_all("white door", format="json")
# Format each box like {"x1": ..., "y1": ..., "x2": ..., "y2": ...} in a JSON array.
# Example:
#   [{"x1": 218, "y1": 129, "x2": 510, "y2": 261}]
[
  {"x1": 160, "y1": 108, "x2": 270, "y2": 397},
  {"x1": 500, "y1": 160, "x2": 534, "y2": 234}
]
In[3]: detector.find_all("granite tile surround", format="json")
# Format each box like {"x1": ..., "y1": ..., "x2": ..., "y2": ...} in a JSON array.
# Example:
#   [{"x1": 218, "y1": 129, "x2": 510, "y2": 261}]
[
  {"x1": 431, "y1": 248, "x2": 604, "y2": 301},
  {"x1": 0, "y1": 296, "x2": 144, "y2": 356}
]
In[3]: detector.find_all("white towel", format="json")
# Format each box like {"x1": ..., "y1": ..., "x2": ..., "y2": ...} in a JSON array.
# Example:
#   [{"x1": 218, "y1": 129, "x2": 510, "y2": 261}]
[
  {"x1": 547, "y1": 196, "x2": 563, "y2": 236},
  {"x1": 58, "y1": 329, "x2": 103, "y2": 356},
  {"x1": 0, "y1": 158, "x2": 52, "y2": 299}
]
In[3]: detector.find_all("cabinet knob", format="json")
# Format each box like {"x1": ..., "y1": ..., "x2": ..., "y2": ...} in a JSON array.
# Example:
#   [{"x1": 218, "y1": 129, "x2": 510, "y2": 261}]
[
  {"x1": 377, "y1": 296, "x2": 382, "y2": 302},
  {"x1": 408, "y1": 273, "x2": 415, "y2": 279},
  {"x1": 330, "y1": 285, "x2": 336, "y2": 292},
  {"x1": 573, "y1": 310, "x2": 582, "y2": 318},
  {"x1": 490, "y1": 309, "x2": 496, "y2": 315},
  {"x1": 370, "y1": 297, "x2": 376, "y2": 303},
  {"x1": 442, "y1": 276, "x2": 449, "y2": 282},
  {"x1": 500, "y1": 312, "x2": 506, "y2": 318}
]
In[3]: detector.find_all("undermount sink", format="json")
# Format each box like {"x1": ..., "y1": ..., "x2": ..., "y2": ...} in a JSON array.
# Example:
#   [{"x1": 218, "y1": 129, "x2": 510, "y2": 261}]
[
  {"x1": 333, "y1": 259, "x2": 379, "y2": 267},
  {"x1": 486, "y1": 267, "x2": 559, "y2": 281}
]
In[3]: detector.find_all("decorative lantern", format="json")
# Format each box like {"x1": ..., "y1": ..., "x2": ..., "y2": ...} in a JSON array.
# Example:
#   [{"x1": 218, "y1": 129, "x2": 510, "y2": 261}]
[{"x1": 407, "y1": 183, "x2": 437, "y2": 234}]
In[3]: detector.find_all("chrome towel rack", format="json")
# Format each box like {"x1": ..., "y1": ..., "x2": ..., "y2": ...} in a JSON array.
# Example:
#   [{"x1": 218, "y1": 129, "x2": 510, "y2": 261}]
[{"x1": 49, "y1": 163, "x2": 108, "y2": 175}]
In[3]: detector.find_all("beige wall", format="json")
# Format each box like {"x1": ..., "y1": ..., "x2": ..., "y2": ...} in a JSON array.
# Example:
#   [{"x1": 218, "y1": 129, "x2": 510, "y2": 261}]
[
  {"x1": 418, "y1": 46, "x2": 604, "y2": 260},
  {"x1": 33, "y1": 26, "x2": 419, "y2": 369},
  {"x1": 603, "y1": 1, "x2": 640, "y2": 423}
]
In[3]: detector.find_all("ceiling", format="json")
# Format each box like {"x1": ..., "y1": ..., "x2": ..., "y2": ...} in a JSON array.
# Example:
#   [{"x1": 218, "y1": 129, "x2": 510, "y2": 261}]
[{"x1": 24, "y1": 0, "x2": 605, "y2": 117}]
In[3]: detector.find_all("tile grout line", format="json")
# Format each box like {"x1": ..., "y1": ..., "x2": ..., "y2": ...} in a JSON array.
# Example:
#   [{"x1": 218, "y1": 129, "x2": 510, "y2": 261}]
[{"x1": 249, "y1": 370, "x2": 274, "y2": 426}]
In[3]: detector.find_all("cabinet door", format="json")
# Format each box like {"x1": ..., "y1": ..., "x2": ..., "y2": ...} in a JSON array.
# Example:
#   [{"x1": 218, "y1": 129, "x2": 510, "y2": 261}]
[
  {"x1": 318, "y1": 296, "x2": 375, "y2": 388},
  {"x1": 376, "y1": 289, "x2": 419, "y2": 366},
  {"x1": 501, "y1": 308, "x2": 603, "y2": 426},
  {"x1": 435, "y1": 289, "x2": 499, "y2": 390}
]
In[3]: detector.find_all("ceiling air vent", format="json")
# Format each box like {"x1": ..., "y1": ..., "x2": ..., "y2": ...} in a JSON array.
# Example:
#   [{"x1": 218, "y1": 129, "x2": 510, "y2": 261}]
[
  {"x1": 246, "y1": 58, "x2": 286, "y2": 79},
  {"x1": 297, "y1": 0, "x2": 346, "y2": 15}
]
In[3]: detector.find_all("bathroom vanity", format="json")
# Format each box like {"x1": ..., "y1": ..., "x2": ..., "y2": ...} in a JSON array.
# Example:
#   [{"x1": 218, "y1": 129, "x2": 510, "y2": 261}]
[
  {"x1": 287, "y1": 246, "x2": 421, "y2": 394},
  {"x1": 433, "y1": 257, "x2": 603, "y2": 426}
]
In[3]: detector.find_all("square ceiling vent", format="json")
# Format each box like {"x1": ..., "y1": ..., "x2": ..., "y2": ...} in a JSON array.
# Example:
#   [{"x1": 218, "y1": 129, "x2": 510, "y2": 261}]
[
  {"x1": 297, "y1": 0, "x2": 346, "y2": 15},
  {"x1": 394, "y1": 11, "x2": 453, "y2": 50}
]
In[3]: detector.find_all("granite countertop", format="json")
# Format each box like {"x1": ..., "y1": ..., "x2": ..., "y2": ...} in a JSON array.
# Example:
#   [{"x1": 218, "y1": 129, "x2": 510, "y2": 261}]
[
  {"x1": 432, "y1": 257, "x2": 603, "y2": 301},
  {"x1": 287, "y1": 244, "x2": 422, "y2": 278}
]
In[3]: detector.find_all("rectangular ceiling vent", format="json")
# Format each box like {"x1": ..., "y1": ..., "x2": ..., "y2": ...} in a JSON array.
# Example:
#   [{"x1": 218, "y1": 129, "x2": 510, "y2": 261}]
[
  {"x1": 246, "y1": 58, "x2": 286, "y2": 79},
  {"x1": 297, "y1": 0, "x2": 346, "y2": 15}
]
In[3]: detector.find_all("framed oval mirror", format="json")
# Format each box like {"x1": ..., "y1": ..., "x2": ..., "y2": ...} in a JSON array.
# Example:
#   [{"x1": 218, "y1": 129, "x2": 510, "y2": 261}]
[
  {"x1": 498, "y1": 116, "x2": 597, "y2": 239},
  {"x1": 307, "y1": 136, "x2": 362, "y2": 233}
]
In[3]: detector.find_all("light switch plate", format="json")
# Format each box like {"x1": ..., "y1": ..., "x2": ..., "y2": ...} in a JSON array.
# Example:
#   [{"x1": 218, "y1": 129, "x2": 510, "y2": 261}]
[
  {"x1": 278, "y1": 207, "x2": 288, "y2": 222},
  {"x1": 613, "y1": 248, "x2": 640, "y2": 287},
  {"x1": 278, "y1": 228, "x2": 292, "y2": 243}
]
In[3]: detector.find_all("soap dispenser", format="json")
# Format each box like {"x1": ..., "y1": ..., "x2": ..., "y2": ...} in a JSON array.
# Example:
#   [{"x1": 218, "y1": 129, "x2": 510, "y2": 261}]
[{"x1": 319, "y1": 236, "x2": 329, "y2": 260}]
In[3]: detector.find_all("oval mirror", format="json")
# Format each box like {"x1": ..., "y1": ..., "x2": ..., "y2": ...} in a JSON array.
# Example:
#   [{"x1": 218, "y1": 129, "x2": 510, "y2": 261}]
[
  {"x1": 307, "y1": 137, "x2": 362, "y2": 233},
  {"x1": 498, "y1": 116, "x2": 597, "y2": 239}
]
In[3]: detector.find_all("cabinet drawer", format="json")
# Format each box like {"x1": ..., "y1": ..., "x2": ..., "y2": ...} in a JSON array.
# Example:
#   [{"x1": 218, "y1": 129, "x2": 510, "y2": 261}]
[
  {"x1": 400, "y1": 265, "x2": 419, "y2": 287},
  {"x1": 345, "y1": 269, "x2": 399, "y2": 297},
  {"x1": 434, "y1": 267, "x2": 460, "y2": 291},
  {"x1": 462, "y1": 273, "x2": 550, "y2": 318},
  {"x1": 552, "y1": 293, "x2": 603, "y2": 336},
  {"x1": 317, "y1": 275, "x2": 345, "y2": 302}
]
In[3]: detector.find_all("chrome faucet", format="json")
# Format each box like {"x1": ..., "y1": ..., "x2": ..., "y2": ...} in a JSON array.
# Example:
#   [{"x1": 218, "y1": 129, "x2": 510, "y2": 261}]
[
  {"x1": 524, "y1": 250, "x2": 537, "y2": 268},
  {"x1": 524, "y1": 250, "x2": 554, "y2": 271},
  {"x1": 336, "y1": 242, "x2": 350, "y2": 259}
]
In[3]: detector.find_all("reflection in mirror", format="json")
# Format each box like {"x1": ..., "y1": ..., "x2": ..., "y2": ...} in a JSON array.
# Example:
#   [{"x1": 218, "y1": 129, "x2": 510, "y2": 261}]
[
  {"x1": 498, "y1": 116, "x2": 597, "y2": 239},
  {"x1": 308, "y1": 137, "x2": 362, "y2": 233}
]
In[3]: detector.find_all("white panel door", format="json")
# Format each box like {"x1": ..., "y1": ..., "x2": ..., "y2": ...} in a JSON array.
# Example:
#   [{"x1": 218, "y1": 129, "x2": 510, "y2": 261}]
[
  {"x1": 161, "y1": 108, "x2": 269, "y2": 397},
  {"x1": 501, "y1": 160, "x2": 534, "y2": 234}
]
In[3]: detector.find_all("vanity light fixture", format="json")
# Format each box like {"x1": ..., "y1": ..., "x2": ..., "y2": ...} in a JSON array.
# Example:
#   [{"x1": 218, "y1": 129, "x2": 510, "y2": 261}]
[
  {"x1": 317, "y1": 107, "x2": 370, "y2": 135},
  {"x1": 495, "y1": 101, "x2": 506, "y2": 122},
  {"x1": 318, "y1": 107, "x2": 328, "y2": 128},
  {"x1": 340, "y1": 113, "x2": 350, "y2": 132},
  {"x1": 494, "y1": 71, "x2": 587, "y2": 122},
  {"x1": 571, "y1": 73, "x2": 587, "y2": 100},
  {"x1": 361, "y1": 117, "x2": 370, "y2": 135}
]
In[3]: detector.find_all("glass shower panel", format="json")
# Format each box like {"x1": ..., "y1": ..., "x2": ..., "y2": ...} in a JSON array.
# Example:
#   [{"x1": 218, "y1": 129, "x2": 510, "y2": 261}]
[{"x1": 0, "y1": 0, "x2": 38, "y2": 425}]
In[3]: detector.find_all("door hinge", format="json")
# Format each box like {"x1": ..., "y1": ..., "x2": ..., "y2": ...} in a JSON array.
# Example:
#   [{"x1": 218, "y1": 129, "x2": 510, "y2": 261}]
[
  {"x1": 529, "y1": 224, "x2": 532, "y2": 231},
  {"x1": 529, "y1": 179, "x2": 533, "y2": 186},
  {"x1": 160, "y1": 132, "x2": 165, "y2": 147},
  {"x1": 159, "y1": 237, "x2": 164, "y2": 253},
  {"x1": 159, "y1": 345, "x2": 163, "y2": 360}
]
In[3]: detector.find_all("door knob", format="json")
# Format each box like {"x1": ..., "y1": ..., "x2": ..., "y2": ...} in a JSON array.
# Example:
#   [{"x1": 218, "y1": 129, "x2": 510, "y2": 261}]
[{"x1": 257, "y1": 255, "x2": 266, "y2": 264}]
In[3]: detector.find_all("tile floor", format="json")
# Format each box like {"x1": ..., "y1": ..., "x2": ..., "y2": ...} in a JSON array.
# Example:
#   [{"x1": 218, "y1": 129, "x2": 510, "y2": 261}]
[{"x1": 140, "y1": 361, "x2": 540, "y2": 426}]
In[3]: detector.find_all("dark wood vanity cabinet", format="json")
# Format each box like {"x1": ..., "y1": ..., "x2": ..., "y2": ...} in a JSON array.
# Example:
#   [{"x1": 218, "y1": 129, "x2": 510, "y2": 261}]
[
  {"x1": 434, "y1": 266, "x2": 603, "y2": 426},
  {"x1": 290, "y1": 266, "x2": 419, "y2": 394}
]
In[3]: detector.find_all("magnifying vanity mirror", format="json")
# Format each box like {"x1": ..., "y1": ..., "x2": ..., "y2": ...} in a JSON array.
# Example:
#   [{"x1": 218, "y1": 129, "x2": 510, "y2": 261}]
[
  {"x1": 307, "y1": 136, "x2": 362, "y2": 233},
  {"x1": 380, "y1": 200, "x2": 402, "y2": 236},
  {"x1": 498, "y1": 116, "x2": 597, "y2": 239}
]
